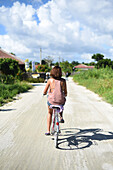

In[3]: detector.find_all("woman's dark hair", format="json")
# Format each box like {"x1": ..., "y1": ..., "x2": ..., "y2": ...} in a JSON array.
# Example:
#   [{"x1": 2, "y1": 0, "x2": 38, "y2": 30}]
[{"x1": 50, "y1": 66, "x2": 62, "y2": 79}]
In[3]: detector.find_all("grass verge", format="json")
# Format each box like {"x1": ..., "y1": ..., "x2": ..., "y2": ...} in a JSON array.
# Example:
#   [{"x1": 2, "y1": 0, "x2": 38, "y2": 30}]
[
  {"x1": 73, "y1": 68, "x2": 113, "y2": 105},
  {"x1": 0, "y1": 82, "x2": 33, "y2": 106}
]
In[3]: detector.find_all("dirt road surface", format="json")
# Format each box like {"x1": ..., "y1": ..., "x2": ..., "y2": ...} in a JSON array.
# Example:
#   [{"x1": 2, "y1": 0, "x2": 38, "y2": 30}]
[{"x1": 0, "y1": 78, "x2": 113, "y2": 170}]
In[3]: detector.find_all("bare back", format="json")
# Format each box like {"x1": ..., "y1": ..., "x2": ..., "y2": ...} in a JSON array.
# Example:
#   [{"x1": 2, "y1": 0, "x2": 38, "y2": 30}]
[{"x1": 43, "y1": 78, "x2": 67, "y2": 96}]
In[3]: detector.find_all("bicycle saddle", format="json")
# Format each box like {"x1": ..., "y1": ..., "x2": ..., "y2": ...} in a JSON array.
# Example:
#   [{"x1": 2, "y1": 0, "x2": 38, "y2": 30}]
[{"x1": 50, "y1": 105, "x2": 64, "y2": 112}]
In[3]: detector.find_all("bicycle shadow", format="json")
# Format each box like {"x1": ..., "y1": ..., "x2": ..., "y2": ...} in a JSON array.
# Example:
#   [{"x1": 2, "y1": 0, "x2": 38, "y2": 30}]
[{"x1": 58, "y1": 128, "x2": 113, "y2": 150}]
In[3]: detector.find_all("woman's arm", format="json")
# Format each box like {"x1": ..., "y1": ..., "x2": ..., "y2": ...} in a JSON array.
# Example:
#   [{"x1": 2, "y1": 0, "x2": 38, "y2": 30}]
[
  {"x1": 43, "y1": 79, "x2": 50, "y2": 95},
  {"x1": 64, "y1": 80, "x2": 67, "y2": 96}
]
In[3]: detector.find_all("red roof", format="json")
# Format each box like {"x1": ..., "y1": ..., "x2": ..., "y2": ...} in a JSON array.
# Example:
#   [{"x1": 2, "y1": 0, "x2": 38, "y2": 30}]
[
  {"x1": 74, "y1": 64, "x2": 94, "y2": 69},
  {"x1": 0, "y1": 49, "x2": 25, "y2": 65}
]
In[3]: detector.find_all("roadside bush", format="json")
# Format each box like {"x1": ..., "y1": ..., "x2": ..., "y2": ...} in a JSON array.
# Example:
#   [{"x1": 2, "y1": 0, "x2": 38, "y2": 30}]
[
  {"x1": 36, "y1": 65, "x2": 51, "y2": 72},
  {"x1": 0, "y1": 74, "x2": 15, "y2": 84},
  {"x1": 0, "y1": 82, "x2": 32, "y2": 106},
  {"x1": 74, "y1": 68, "x2": 113, "y2": 80},
  {"x1": 0, "y1": 58, "x2": 20, "y2": 76},
  {"x1": 73, "y1": 68, "x2": 113, "y2": 104}
]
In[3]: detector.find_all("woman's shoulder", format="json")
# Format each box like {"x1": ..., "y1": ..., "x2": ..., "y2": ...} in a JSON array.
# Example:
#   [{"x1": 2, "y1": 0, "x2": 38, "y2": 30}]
[
  {"x1": 49, "y1": 77, "x2": 54, "y2": 80},
  {"x1": 49, "y1": 77, "x2": 65, "y2": 82},
  {"x1": 48, "y1": 78, "x2": 55, "y2": 83}
]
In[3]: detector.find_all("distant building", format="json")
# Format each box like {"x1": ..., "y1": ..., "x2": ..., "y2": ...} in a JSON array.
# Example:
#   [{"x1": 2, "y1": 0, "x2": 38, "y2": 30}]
[
  {"x1": 74, "y1": 64, "x2": 95, "y2": 70},
  {"x1": 0, "y1": 48, "x2": 25, "y2": 71}
]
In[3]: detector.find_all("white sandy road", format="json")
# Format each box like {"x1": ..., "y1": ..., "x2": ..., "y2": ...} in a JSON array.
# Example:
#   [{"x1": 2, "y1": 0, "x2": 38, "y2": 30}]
[{"x1": 0, "y1": 78, "x2": 113, "y2": 170}]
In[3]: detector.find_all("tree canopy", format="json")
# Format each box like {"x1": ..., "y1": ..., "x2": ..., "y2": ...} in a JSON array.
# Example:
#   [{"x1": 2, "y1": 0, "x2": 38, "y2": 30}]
[
  {"x1": 92, "y1": 53, "x2": 104, "y2": 61},
  {"x1": 71, "y1": 61, "x2": 79, "y2": 66},
  {"x1": 0, "y1": 58, "x2": 20, "y2": 76},
  {"x1": 97, "y1": 59, "x2": 113, "y2": 68},
  {"x1": 60, "y1": 61, "x2": 73, "y2": 74},
  {"x1": 44, "y1": 56, "x2": 54, "y2": 67}
]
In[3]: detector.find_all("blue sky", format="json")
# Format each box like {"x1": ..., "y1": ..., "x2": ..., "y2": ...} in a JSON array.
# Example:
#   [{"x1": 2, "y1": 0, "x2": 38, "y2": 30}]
[
  {"x1": 0, "y1": 0, "x2": 49, "y2": 8},
  {"x1": 0, "y1": 24, "x2": 7, "y2": 35},
  {"x1": 0, "y1": 0, "x2": 113, "y2": 63}
]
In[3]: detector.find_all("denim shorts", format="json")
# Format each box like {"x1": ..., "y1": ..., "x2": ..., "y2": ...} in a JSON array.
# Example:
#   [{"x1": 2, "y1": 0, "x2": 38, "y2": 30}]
[
  {"x1": 47, "y1": 100, "x2": 64, "y2": 107},
  {"x1": 47, "y1": 100, "x2": 52, "y2": 106}
]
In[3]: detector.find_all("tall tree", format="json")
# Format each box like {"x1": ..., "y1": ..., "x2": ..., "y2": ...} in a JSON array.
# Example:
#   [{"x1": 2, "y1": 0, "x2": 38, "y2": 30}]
[
  {"x1": 71, "y1": 61, "x2": 79, "y2": 66},
  {"x1": 97, "y1": 59, "x2": 112, "y2": 68},
  {"x1": 92, "y1": 53, "x2": 104, "y2": 61},
  {"x1": 44, "y1": 56, "x2": 54, "y2": 67},
  {"x1": 60, "y1": 61, "x2": 73, "y2": 74}
]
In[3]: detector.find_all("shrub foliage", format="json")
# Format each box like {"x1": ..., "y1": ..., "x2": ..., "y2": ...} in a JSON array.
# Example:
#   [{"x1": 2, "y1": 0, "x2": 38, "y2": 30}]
[
  {"x1": 73, "y1": 68, "x2": 113, "y2": 104},
  {"x1": 0, "y1": 82, "x2": 32, "y2": 106}
]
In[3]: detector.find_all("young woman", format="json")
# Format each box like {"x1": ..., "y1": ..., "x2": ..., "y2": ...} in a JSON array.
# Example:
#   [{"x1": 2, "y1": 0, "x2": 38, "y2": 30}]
[{"x1": 43, "y1": 66, "x2": 67, "y2": 135}]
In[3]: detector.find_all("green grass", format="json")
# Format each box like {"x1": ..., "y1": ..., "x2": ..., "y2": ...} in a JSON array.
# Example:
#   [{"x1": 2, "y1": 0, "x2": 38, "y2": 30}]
[
  {"x1": 0, "y1": 82, "x2": 33, "y2": 106},
  {"x1": 73, "y1": 68, "x2": 113, "y2": 105}
]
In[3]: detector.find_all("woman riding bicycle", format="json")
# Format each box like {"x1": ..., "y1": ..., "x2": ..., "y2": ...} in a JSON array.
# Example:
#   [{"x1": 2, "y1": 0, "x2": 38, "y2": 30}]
[{"x1": 43, "y1": 66, "x2": 67, "y2": 135}]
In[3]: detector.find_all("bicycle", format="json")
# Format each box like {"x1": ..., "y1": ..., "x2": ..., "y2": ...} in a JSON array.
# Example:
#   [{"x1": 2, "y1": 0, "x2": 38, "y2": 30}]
[{"x1": 50, "y1": 105, "x2": 64, "y2": 148}]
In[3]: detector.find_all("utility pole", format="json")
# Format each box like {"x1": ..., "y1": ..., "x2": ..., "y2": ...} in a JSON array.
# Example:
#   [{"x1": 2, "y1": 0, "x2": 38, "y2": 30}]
[
  {"x1": 59, "y1": 56, "x2": 60, "y2": 66},
  {"x1": 40, "y1": 48, "x2": 42, "y2": 65}
]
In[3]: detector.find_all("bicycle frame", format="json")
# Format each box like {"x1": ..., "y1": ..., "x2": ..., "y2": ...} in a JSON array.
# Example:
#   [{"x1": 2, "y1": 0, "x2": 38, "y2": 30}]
[
  {"x1": 52, "y1": 108, "x2": 60, "y2": 133},
  {"x1": 50, "y1": 105, "x2": 64, "y2": 148}
]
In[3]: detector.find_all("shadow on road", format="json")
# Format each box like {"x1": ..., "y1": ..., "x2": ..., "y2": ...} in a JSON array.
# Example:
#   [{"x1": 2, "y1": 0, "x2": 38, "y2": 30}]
[
  {"x1": 57, "y1": 128, "x2": 113, "y2": 150},
  {"x1": 31, "y1": 83, "x2": 46, "y2": 87},
  {"x1": 0, "y1": 109, "x2": 16, "y2": 111}
]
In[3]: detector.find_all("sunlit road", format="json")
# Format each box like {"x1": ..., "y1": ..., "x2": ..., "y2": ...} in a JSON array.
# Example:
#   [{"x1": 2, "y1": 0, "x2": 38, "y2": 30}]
[{"x1": 0, "y1": 78, "x2": 113, "y2": 170}]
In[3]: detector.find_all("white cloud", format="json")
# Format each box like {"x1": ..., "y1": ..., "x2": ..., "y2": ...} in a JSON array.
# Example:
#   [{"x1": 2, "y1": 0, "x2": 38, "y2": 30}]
[
  {"x1": 0, "y1": 0, "x2": 113, "y2": 62},
  {"x1": 0, "y1": 35, "x2": 31, "y2": 54},
  {"x1": 81, "y1": 53, "x2": 93, "y2": 61}
]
